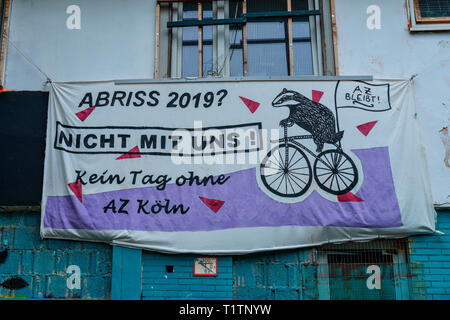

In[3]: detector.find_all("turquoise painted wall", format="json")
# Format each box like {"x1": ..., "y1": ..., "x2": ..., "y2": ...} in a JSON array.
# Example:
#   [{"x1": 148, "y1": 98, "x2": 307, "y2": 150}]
[
  {"x1": 141, "y1": 252, "x2": 233, "y2": 300},
  {"x1": 0, "y1": 212, "x2": 112, "y2": 299},
  {"x1": 1, "y1": 210, "x2": 449, "y2": 300},
  {"x1": 409, "y1": 211, "x2": 450, "y2": 300}
]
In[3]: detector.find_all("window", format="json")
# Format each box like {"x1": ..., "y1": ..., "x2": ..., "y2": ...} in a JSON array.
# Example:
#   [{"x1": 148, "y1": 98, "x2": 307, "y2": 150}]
[
  {"x1": 155, "y1": 0, "x2": 335, "y2": 78},
  {"x1": 408, "y1": 0, "x2": 450, "y2": 31},
  {"x1": 315, "y1": 239, "x2": 410, "y2": 300}
]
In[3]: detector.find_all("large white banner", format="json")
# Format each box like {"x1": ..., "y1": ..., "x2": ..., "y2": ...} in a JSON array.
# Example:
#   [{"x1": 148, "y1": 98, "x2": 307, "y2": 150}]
[{"x1": 41, "y1": 79, "x2": 436, "y2": 254}]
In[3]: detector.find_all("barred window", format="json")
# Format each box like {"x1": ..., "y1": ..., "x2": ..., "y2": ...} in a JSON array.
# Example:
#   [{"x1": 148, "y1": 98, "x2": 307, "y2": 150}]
[{"x1": 155, "y1": 0, "x2": 335, "y2": 78}]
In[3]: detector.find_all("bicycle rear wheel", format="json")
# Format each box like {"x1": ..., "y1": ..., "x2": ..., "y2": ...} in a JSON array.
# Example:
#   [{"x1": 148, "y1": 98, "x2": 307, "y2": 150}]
[
  {"x1": 260, "y1": 143, "x2": 312, "y2": 198},
  {"x1": 313, "y1": 149, "x2": 358, "y2": 195}
]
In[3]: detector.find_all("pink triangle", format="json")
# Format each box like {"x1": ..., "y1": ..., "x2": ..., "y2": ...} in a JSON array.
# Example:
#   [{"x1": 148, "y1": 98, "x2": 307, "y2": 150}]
[
  {"x1": 337, "y1": 192, "x2": 364, "y2": 202},
  {"x1": 312, "y1": 90, "x2": 324, "y2": 103},
  {"x1": 76, "y1": 106, "x2": 96, "y2": 122},
  {"x1": 357, "y1": 121, "x2": 378, "y2": 136},
  {"x1": 116, "y1": 146, "x2": 142, "y2": 160},
  {"x1": 199, "y1": 196, "x2": 225, "y2": 213},
  {"x1": 68, "y1": 181, "x2": 83, "y2": 202},
  {"x1": 239, "y1": 96, "x2": 260, "y2": 113}
]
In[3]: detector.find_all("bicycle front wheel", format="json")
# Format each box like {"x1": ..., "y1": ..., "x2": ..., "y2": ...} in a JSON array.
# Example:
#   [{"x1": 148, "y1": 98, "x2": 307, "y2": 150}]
[{"x1": 260, "y1": 143, "x2": 312, "y2": 198}]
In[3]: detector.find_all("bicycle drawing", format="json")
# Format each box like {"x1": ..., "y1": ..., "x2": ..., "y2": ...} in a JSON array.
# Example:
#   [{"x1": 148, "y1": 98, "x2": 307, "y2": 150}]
[{"x1": 260, "y1": 88, "x2": 359, "y2": 198}]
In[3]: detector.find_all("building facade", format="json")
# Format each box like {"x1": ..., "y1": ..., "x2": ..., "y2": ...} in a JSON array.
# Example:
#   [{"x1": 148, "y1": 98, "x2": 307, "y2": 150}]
[{"x1": 0, "y1": 0, "x2": 449, "y2": 299}]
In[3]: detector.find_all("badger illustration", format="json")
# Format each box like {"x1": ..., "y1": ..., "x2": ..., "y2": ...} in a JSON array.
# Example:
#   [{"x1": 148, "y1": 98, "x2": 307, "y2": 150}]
[{"x1": 272, "y1": 88, "x2": 344, "y2": 153}]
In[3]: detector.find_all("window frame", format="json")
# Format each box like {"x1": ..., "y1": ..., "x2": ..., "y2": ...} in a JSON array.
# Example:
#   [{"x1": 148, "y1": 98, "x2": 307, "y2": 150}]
[
  {"x1": 0, "y1": 0, "x2": 8, "y2": 88},
  {"x1": 408, "y1": 0, "x2": 450, "y2": 31},
  {"x1": 155, "y1": 0, "x2": 335, "y2": 78}
]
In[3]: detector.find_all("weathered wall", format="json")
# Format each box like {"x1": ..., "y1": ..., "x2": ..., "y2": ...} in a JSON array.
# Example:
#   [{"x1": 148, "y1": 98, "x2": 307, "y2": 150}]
[
  {"x1": 409, "y1": 211, "x2": 450, "y2": 300},
  {"x1": 334, "y1": 0, "x2": 449, "y2": 206},
  {"x1": 141, "y1": 252, "x2": 233, "y2": 300},
  {"x1": 0, "y1": 212, "x2": 111, "y2": 299},
  {"x1": 3, "y1": 0, "x2": 156, "y2": 90}
]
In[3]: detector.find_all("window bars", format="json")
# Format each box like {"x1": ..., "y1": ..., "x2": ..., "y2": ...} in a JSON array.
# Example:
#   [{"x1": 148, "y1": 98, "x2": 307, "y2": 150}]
[
  {"x1": 314, "y1": 238, "x2": 411, "y2": 299},
  {"x1": 154, "y1": 0, "x2": 321, "y2": 78}
]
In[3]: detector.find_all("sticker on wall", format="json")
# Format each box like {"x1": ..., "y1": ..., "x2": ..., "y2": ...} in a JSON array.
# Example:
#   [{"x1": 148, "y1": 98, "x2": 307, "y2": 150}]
[{"x1": 194, "y1": 257, "x2": 218, "y2": 276}]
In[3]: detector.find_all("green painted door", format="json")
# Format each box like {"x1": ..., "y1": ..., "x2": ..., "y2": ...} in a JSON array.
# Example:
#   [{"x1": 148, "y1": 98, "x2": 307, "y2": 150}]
[{"x1": 233, "y1": 250, "x2": 306, "y2": 300}]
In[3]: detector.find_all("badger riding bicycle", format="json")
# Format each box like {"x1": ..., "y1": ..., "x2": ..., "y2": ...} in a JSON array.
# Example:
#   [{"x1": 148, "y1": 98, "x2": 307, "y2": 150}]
[{"x1": 260, "y1": 123, "x2": 359, "y2": 198}]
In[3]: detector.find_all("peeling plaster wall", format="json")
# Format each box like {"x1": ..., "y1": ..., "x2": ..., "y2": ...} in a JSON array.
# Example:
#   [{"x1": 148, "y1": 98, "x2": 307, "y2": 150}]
[{"x1": 334, "y1": 0, "x2": 450, "y2": 206}]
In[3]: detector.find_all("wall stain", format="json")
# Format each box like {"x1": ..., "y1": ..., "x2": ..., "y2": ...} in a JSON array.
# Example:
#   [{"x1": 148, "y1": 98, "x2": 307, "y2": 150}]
[{"x1": 439, "y1": 126, "x2": 450, "y2": 168}]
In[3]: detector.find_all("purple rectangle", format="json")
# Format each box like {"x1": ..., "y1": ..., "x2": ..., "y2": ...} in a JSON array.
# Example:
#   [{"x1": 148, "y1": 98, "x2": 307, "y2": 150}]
[{"x1": 44, "y1": 147, "x2": 402, "y2": 231}]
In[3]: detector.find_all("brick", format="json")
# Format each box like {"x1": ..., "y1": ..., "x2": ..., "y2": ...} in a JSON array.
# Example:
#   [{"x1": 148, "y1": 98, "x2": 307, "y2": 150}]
[
  {"x1": 431, "y1": 281, "x2": 450, "y2": 288},
  {"x1": 197, "y1": 291, "x2": 229, "y2": 298},
  {"x1": 46, "y1": 275, "x2": 69, "y2": 298},
  {"x1": 23, "y1": 214, "x2": 40, "y2": 227},
  {"x1": 201, "y1": 278, "x2": 231, "y2": 285},
  {"x1": 412, "y1": 249, "x2": 442, "y2": 255},
  {"x1": 169, "y1": 265, "x2": 192, "y2": 273},
  {"x1": 214, "y1": 285, "x2": 232, "y2": 292},
  {"x1": 83, "y1": 276, "x2": 110, "y2": 299},
  {"x1": 426, "y1": 275, "x2": 445, "y2": 281},
  {"x1": 1, "y1": 227, "x2": 15, "y2": 248},
  {"x1": 178, "y1": 279, "x2": 203, "y2": 285},
  {"x1": 429, "y1": 255, "x2": 450, "y2": 262},
  {"x1": 218, "y1": 257, "x2": 233, "y2": 267},
  {"x1": 0, "y1": 249, "x2": 21, "y2": 274},
  {"x1": 95, "y1": 252, "x2": 112, "y2": 275},
  {"x1": 142, "y1": 283, "x2": 182, "y2": 291},
  {"x1": 165, "y1": 272, "x2": 195, "y2": 279},
  {"x1": 428, "y1": 288, "x2": 450, "y2": 294},
  {"x1": 424, "y1": 268, "x2": 450, "y2": 275},
  {"x1": 189, "y1": 284, "x2": 214, "y2": 291},
  {"x1": 432, "y1": 294, "x2": 450, "y2": 300},
  {"x1": 31, "y1": 275, "x2": 47, "y2": 298},
  {"x1": 21, "y1": 250, "x2": 34, "y2": 274},
  {"x1": 83, "y1": 241, "x2": 110, "y2": 251},
  {"x1": 142, "y1": 271, "x2": 166, "y2": 279},
  {"x1": 54, "y1": 251, "x2": 69, "y2": 274},
  {"x1": 410, "y1": 255, "x2": 429, "y2": 261},
  {"x1": 44, "y1": 239, "x2": 73, "y2": 250},
  {"x1": 0, "y1": 213, "x2": 23, "y2": 227},
  {"x1": 142, "y1": 290, "x2": 183, "y2": 298},
  {"x1": 33, "y1": 250, "x2": 56, "y2": 274},
  {"x1": 410, "y1": 281, "x2": 428, "y2": 288},
  {"x1": 13, "y1": 227, "x2": 40, "y2": 250},
  {"x1": 142, "y1": 278, "x2": 178, "y2": 285},
  {"x1": 67, "y1": 250, "x2": 92, "y2": 273}
]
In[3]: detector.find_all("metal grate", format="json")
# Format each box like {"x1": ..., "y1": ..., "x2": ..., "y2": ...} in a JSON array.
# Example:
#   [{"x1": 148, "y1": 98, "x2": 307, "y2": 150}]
[
  {"x1": 418, "y1": 0, "x2": 450, "y2": 18},
  {"x1": 316, "y1": 239, "x2": 410, "y2": 300}
]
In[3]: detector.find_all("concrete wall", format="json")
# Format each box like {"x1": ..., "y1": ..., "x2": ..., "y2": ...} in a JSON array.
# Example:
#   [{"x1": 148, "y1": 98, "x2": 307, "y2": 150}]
[
  {"x1": 0, "y1": 212, "x2": 111, "y2": 299},
  {"x1": 3, "y1": 0, "x2": 156, "y2": 90},
  {"x1": 334, "y1": 0, "x2": 450, "y2": 205}
]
